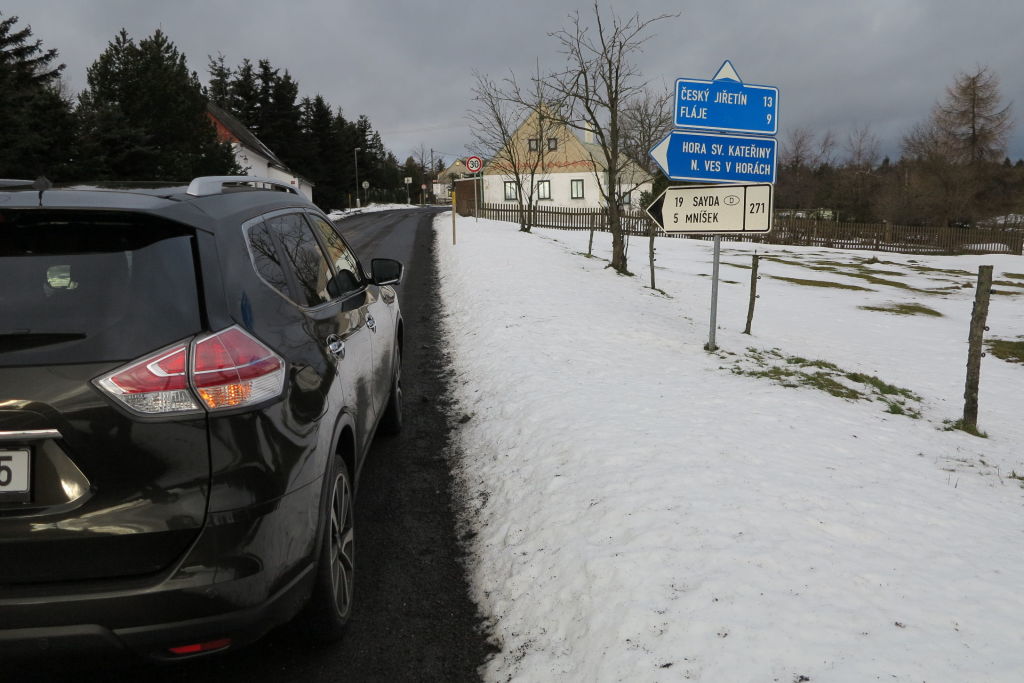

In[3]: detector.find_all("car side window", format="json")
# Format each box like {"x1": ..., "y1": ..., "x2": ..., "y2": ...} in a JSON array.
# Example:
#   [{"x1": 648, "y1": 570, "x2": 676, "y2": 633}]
[
  {"x1": 307, "y1": 214, "x2": 363, "y2": 298},
  {"x1": 246, "y1": 220, "x2": 292, "y2": 300},
  {"x1": 247, "y1": 213, "x2": 334, "y2": 307}
]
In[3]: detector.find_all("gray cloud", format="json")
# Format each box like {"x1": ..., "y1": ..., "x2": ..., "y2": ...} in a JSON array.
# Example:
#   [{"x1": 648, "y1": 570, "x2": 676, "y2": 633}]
[{"x1": 6, "y1": 0, "x2": 1024, "y2": 165}]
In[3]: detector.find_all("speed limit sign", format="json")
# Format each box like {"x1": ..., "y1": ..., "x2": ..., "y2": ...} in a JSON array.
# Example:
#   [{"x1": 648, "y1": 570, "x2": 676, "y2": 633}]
[{"x1": 466, "y1": 156, "x2": 483, "y2": 173}]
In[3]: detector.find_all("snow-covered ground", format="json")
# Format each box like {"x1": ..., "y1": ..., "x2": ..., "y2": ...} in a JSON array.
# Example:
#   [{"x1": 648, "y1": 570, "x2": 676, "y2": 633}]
[
  {"x1": 326, "y1": 203, "x2": 420, "y2": 220},
  {"x1": 434, "y1": 214, "x2": 1024, "y2": 682}
]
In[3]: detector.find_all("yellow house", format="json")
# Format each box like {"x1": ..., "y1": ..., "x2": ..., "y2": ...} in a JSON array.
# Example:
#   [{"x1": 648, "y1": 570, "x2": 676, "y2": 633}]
[{"x1": 481, "y1": 109, "x2": 653, "y2": 209}]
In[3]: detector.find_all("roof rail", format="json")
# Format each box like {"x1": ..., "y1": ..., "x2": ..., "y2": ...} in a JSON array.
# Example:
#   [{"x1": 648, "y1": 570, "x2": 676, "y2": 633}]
[{"x1": 186, "y1": 176, "x2": 300, "y2": 197}]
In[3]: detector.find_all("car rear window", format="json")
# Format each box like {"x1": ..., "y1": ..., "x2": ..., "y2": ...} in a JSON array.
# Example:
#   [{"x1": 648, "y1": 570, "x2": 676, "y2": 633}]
[{"x1": 0, "y1": 212, "x2": 203, "y2": 366}]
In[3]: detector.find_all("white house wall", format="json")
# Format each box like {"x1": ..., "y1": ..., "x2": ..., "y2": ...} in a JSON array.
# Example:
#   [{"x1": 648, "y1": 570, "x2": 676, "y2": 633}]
[
  {"x1": 233, "y1": 143, "x2": 314, "y2": 200},
  {"x1": 483, "y1": 172, "x2": 651, "y2": 209}
]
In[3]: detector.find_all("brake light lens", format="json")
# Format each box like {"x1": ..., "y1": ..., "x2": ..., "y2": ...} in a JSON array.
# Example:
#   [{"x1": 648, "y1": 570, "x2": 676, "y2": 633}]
[
  {"x1": 193, "y1": 327, "x2": 284, "y2": 410},
  {"x1": 95, "y1": 326, "x2": 285, "y2": 415},
  {"x1": 96, "y1": 343, "x2": 200, "y2": 414}
]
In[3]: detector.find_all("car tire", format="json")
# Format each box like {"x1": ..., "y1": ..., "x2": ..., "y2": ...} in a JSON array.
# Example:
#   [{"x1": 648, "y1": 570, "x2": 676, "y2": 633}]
[
  {"x1": 378, "y1": 347, "x2": 403, "y2": 435},
  {"x1": 300, "y1": 454, "x2": 354, "y2": 641}
]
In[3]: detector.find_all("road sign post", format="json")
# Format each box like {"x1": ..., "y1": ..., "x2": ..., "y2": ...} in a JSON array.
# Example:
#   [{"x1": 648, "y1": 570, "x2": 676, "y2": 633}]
[{"x1": 648, "y1": 60, "x2": 778, "y2": 352}]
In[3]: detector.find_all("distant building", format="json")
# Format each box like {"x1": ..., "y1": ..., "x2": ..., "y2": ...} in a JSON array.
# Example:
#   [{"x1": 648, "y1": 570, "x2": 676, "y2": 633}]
[
  {"x1": 433, "y1": 158, "x2": 471, "y2": 200},
  {"x1": 206, "y1": 102, "x2": 314, "y2": 199}
]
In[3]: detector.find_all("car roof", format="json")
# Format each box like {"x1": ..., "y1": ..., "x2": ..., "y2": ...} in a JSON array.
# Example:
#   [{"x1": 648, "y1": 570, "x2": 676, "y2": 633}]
[{"x1": 0, "y1": 177, "x2": 319, "y2": 232}]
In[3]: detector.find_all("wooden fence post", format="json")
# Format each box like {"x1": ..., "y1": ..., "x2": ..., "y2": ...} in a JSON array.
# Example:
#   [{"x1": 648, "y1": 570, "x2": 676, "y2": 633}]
[
  {"x1": 962, "y1": 265, "x2": 993, "y2": 432},
  {"x1": 743, "y1": 254, "x2": 760, "y2": 335},
  {"x1": 648, "y1": 220, "x2": 657, "y2": 289}
]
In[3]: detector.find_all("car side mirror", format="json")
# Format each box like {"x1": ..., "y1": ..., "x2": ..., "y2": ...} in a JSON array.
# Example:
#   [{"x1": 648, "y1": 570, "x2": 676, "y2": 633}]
[{"x1": 371, "y1": 258, "x2": 403, "y2": 286}]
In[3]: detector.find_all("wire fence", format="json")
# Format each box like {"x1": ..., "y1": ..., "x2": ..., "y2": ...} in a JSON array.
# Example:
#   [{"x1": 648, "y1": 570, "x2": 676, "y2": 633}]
[{"x1": 463, "y1": 201, "x2": 1024, "y2": 256}]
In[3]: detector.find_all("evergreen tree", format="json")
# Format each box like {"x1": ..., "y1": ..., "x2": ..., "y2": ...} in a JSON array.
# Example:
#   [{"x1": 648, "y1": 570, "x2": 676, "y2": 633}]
[
  {"x1": 76, "y1": 28, "x2": 237, "y2": 180},
  {"x1": 206, "y1": 53, "x2": 232, "y2": 109},
  {"x1": 227, "y1": 58, "x2": 260, "y2": 129},
  {"x1": 0, "y1": 13, "x2": 76, "y2": 178}
]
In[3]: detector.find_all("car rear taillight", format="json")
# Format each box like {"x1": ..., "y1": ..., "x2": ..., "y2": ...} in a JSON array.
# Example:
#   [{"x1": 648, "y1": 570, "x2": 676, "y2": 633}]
[
  {"x1": 96, "y1": 343, "x2": 200, "y2": 414},
  {"x1": 95, "y1": 326, "x2": 285, "y2": 415},
  {"x1": 192, "y1": 327, "x2": 285, "y2": 410}
]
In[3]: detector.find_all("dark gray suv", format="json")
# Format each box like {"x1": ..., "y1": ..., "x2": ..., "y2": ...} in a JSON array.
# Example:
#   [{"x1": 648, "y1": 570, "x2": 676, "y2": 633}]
[{"x1": 0, "y1": 176, "x2": 404, "y2": 661}]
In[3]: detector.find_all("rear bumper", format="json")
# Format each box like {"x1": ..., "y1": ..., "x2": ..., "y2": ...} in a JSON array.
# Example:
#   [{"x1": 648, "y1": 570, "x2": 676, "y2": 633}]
[
  {"x1": 0, "y1": 478, "x2": 322, "y2": 662},
  {"x1": 0, "y1": 564, "x2": 313, "y2": 662}
]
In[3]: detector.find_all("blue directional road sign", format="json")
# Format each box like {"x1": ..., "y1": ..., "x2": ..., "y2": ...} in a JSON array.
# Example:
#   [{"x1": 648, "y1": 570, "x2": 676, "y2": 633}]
[
  {"x1": 675, "y1": 60, "x2": 778, "y2": 135},
  {"x1": 648, "y1": 130, "x2": 777, "y2": 184}
]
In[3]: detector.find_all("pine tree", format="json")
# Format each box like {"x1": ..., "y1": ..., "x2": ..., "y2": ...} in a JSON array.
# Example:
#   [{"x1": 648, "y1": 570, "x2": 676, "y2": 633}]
[
  {"x1": 227, "y1": 58, "x2": 260, "y2": 129},
  {"x1": 0, "y1": 13, "x2": 76, "y2": 178},
  {"x1": 77, "y1": 28, "x2": 237, "y2": 180},
  {"x1": 206, "y1": 53, "x2": 232, "y2": 109}
]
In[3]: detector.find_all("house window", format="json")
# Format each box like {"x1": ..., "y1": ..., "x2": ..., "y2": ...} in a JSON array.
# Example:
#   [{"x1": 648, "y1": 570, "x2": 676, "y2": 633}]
[
  {"x1": 528, "y1": 138, "x2": 539, "y2": 152},
  {"x1": 504, "y1": 181, "x2": 518, "y2": 201},
  {"x1": 537, "y1": 180, "x2": 551, "y2": 200},
  {"x1": 619, "y1": 191, "x2": 632, "y2": 207},
  {"x1": 547, "y1": 138, "x2": 558, "y2": 151},
  {"x1": 570, "y1": 179, "x2": 584, "y2": 199}
]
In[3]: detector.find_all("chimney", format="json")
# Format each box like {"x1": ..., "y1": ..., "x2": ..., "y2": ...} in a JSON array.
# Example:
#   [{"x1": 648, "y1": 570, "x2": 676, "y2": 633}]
[{"x1": 584, "y1": 122, "x2": 595, "y2": 144}]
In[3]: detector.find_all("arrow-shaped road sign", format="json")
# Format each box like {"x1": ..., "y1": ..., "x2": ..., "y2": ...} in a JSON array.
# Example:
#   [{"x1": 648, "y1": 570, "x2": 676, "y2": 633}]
[
  {"x1": 645, "y1": 183, "x2": 773, "y2": 234},
  {"x1": 675, "y1": 60, "x2": 779, "y2": 135},
  {"x1": 649, "y1": 130, "x2": 777, "y2": 185}
]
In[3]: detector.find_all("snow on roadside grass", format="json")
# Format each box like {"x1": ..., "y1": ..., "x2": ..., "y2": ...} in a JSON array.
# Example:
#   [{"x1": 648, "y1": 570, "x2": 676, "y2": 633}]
[
  {"x1": 327, "y1": 203, "x2": 417, "y2": 220},
  {"x1": 435, "y1": 215, "x2": 1024, "y2": 682}
]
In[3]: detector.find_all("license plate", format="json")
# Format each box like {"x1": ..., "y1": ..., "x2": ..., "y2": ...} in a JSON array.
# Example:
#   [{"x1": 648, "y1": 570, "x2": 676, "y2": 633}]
[{"x1": 0, "y1": 449, "x2": 31, "y2": 501}]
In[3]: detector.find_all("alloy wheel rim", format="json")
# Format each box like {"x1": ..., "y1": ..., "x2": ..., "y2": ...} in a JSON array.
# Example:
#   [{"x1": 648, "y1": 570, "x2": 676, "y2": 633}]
[{"x1": 329, "y1": 472, "x2": 354, "y2": 617}]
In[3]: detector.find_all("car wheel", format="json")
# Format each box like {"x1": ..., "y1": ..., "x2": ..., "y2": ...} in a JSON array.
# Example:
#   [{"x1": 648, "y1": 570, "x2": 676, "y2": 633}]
[
  {"x1": 378, "y1": 347, "x2": 403, "y2": 435},
  {"x1": 300, "y1": 454, "x2": 354, "y2": 641}
]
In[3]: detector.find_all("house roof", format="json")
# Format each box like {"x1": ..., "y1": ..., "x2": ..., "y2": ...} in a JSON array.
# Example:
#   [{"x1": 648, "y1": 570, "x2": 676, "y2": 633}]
[{"x1": 483, "y1": 109, "x2": 651, "y2": 184}]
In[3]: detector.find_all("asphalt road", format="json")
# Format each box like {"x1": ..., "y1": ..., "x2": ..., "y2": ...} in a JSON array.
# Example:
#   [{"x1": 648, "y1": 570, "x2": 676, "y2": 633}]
[{"x1": 11, "y1": 207, "x2": 494, "y2": 682}]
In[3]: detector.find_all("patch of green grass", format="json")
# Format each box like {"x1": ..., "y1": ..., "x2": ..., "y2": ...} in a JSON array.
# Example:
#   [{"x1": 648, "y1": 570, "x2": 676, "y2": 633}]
[
  {"x1": 841, "y1": 271, "x2": 915, "y2": 289},
  {"x1": 723, "y1": 261, "x2": 752, "y2": 270},
  {"x1": 994, "y1": 279, "x2": 1024, "y2": 288},
  {"x1": 992, "y1": 288, "x2": 1024, "y2": 296},
  {"x1": 729, "y1": 348, "x2": 922, "y2": 417},
  {"x1": 769, "y1": 275, "x2": 874, "y2": 291},
  {"x1": 785, "y1": 356, "x2": 842, "y2": 371},
  {"x1": 859, "y1": 303, "x2": 944, "y2": 317},
  {"x1": 845, "y1": 372, "x2": 921, "y2": 400},
  {"x1": 906, "y1": 264, "x2": 973, "y2": 277},
  {"x1": 803, "y1": 371, "x2": 864, "y2": 400},
  {"x1": 943, "y1": 419, "x2": 988, "y2": 438},
  {"x1": 1002, "y1": 272, "x2": 1024, "y2": 280},
  {"x1": 987, "y1": 339, "x2": 1024, "y2": 363}
]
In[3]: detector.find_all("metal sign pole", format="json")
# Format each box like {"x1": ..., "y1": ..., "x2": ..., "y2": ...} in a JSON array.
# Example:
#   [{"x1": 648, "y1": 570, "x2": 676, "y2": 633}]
[{"x1": 707, "y1": 235, "x2": 722, "y2": 351}]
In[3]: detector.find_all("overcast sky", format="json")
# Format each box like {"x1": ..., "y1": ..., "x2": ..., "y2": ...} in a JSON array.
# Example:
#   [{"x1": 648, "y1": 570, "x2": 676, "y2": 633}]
[{"x1": 6, "y1": 0, "x2": 1024, "y2": 167}]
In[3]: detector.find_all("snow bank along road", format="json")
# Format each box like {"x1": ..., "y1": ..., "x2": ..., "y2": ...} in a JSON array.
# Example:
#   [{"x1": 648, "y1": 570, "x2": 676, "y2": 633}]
[{"x1": 438, "y1": 214, "x2": 1024, "y2": 682}]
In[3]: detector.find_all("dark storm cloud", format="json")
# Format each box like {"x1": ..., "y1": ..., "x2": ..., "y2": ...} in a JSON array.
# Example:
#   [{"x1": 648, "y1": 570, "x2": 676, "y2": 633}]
[{"x1": 5, "y1": 0, "x2": 1024, "y2": 164}]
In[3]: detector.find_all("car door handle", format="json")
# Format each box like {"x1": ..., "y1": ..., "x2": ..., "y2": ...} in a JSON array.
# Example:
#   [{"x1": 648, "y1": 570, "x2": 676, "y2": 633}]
[
  {"x1": 366, "y1": 315, "x2": 376, "y2": 333},
  {"x1": 325, "y1": 334, "x2": 346, "y2": 359}
]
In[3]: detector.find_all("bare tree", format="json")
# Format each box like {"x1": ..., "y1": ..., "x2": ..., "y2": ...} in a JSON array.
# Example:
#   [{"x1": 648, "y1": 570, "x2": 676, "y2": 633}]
[
  {"x1": 505, "y1": 62, "x2": 564, "y2": 232},
  {"x1": 937, "y1": 66, "x2": 1013, "y2": 165},
  {"x1": 621, "y1": 86, "x2": 673, "y2": 175},
  {"x1": 845, "y1": 124, "x2": 881, "y2": 169},
  {"x1": 543, "y1": 3, "x2": 677, "y2": 274},
  {"x1": 900, "y1": 67, "x2": 1013, "y2": 225},
  {"x1": 467, "y1": 68, "x2": 559, "y2": 232}
]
